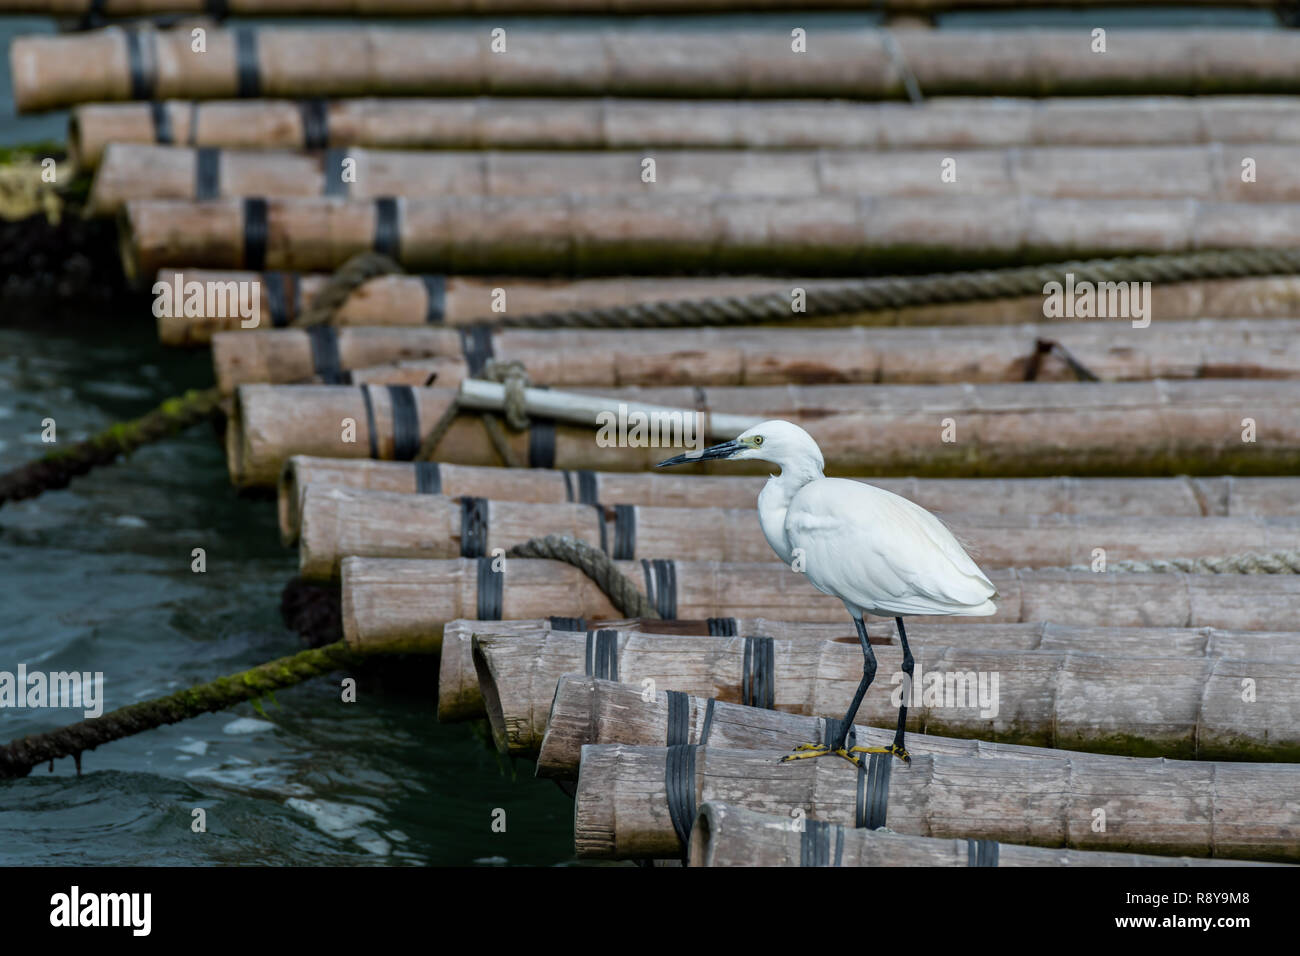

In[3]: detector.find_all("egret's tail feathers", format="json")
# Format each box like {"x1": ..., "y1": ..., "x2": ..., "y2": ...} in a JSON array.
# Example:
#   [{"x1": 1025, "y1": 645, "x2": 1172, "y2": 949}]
[{"x1": 960, "y1": 599, "x2": 998, "y2": 617}]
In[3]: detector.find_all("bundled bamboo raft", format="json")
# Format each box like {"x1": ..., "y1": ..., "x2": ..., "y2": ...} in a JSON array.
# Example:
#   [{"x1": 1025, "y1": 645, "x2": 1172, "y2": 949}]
[
  {"x1": 162, "y1": 269, "x2": 1300, "y2": 343},
  {"x1": 441, "y1": 622, "x2": 1300, "y2": 725},
  {"x1": 229, "y1": 380, "x2": 1300, "y2": 487},
  {"x1": 156, "y1": 270, "x2": 1300, "y2": 344},
  {"x1": 158, "y1": 271, "x2": 816, "y2": 345},
  {"x1": 473, "y1": 631, "x2": 1298, "y2": 759},
  {"x1": 90, "y1": 142, "x2": 1300, "y2": 216},
  {"x1": 120, "y1": 194, "x2": 1300, "y2": 278},
  {"x1": 573, "y1": 745, "x2": 1300, "y2": 860},
  {"x1": 66, "y1": 97, "x2": 1300, "y2": 171},
  {"x1": 297, "y1": 484, "x2": 1300, "y2": 580},
  {"x1": 536, "y1": 675, "x2": 1300, "y2": 778},
  {"x1": 278, "y1": 458, "x2": 1300, "y2": 546},
  {"x1": 340, "y1": 557, "x2": 1300, "y2": 650},
  {"x1": 18, "y1": 28, "x2": 1300, "y2": 113},
  {"x1": 215, "y1": 319, "x2": 1300, "y2": 394},
  {"x1": 4, "y1": 0, "x2": 1286, "y2": 17},
  {"x1": 689, "y1": 803, "x2": 1279, "y2": 867}
]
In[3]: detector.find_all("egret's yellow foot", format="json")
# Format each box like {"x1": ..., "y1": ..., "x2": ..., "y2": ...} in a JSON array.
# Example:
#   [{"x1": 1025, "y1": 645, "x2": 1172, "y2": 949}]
[
  {"x1": 780, "y1": 744, "x2": 861, "y2": 768},
  {"x1": 850, "y1": 743, "x2": 912, "y2": 764}
]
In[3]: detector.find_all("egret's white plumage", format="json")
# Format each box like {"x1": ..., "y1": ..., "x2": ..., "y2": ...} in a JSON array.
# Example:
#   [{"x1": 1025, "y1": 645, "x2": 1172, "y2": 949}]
[
  {"x1": 657, "y1": 418, "x2": 996, "y2": 764},
  {"x1": 726, "y1": 420, "x2": 995, "y2": 620}
]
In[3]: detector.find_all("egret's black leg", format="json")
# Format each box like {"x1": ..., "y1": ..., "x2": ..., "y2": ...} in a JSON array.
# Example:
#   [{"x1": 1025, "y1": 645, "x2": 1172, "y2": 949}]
[
  {"x1": 850, "y1": 616, "x2": 912, "y2": 763},
  {"x1": 832, "y1": 616, "x2": 877, "y2": 750},
  {"x1": 781, "y1": 615, "x2": 875, "y2": 767},
  {"x1": 890, "y1": 617, "x2": 914, "y2": 755}
]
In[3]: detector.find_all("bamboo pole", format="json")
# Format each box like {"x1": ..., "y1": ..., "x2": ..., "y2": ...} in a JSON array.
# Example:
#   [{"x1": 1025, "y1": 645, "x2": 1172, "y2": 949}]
[
  {"x1": 159, "y1": 269, "x2": 1300, "y2": 345},
  {"x1": 159, "y1": 270, "x2": 814, "y2": 346},
  {"x1": 3, "y1": 0, "x2": 1285, "y2": 18},
  {"x1": 573, "y1": 744, "x2": 1300, "y2": 861},
  {"x1": 538, "y1": 675, "x2": 1300, "y2": 779},
  {"x1": 688, "y1": 802, "x2": 1280, "y2": 867},
  {"x1": 228, "y1": 379, "x2": 1300, "y2": 487},
  {"x1": 67, "y1": 96, "x2": 1300, "y2": 172},
  {"x1": 472, "y1": 632, "x2": 1300, "y2": 760},
  {"x1": 280, "y1": 459, "x2": 1300, "y2": 546},
  {"x1": 297, "y1": 484, "x2": 1300, "y2": 580},
  {"x1": 216, "y1": 319, "x2": 1300, "y2": 394},
  {"x1": 119, "y1": 193, "x2": 1300, "y2": 279},
  {"x1": 19, "y1": 27, "x2": 1300, "y2": 114},
  {"x1": 340, "y1": 557, "x2": 1300, "y2": 651},
  {"x1": 91, "y1": 142, "x2": 1300, "y2": 217},
  {"x1": 442, "y1": 621, "x2": 1300, "y2": 726}
]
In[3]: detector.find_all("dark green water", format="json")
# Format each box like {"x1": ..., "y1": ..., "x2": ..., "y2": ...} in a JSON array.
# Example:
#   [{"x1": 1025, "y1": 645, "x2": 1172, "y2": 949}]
[
  {"x1": 0, "y1": 6, "x2": 1284, "y2": 867},
  {"x1": 0, "y1": 306, "x2": 576, "y2": 865}
]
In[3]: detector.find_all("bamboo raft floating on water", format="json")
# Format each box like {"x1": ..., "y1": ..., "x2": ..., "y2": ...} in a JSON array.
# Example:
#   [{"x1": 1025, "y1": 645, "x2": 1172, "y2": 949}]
[
  {"x1": 228, "y1": 379, "x2": 1300, "y2": 486},
  {"x1": 212, "y1": 319, "x2": 1300, "y2": 394},
  {"x1": 88, "y1": 142, "x2": 1300, "y2": 216},
  {"x1": 440, "y1": 620, "x2": 1300, "y2": 722},
  {"x1": 688, "y1": 803, "x2": 1278, "y2": 868},
  {"x1": 574, "y1": 745, "x2": 1300, "y2": 861},
  {"x1": 17, "y1": 27, "x2": 1300, "y2": 113},
  {"x1": 441, "y1": 622, "x2": 1300, "y2": 726},
  {"x1": 66, "y1": 96, "x2": 1300, "y2": 171},
  {"x1": 536, "y1": 675, "x2": 1300, "y2": 778},
  {"x1": 119, "y1": 194, "x2": 1300, "y2": 278},
  {"x1": 339, "y1": 556, "x2": 1300, "y2": 649},
  {"x1": 470, "y1": 631, "x2": 1299, "y2": 759},
  {"x1": 296, "y1": 484, "x2": 1300, "y2": 580},
  {"x1": 156, "y1": 268, "x2": 1300, "y2": 343},
  {"x1": 159, "y1": 270, "x2": 823, "y2": 345},
  {"x1": 278, "y1": 458, "x2": 1300, "y2": 545}
]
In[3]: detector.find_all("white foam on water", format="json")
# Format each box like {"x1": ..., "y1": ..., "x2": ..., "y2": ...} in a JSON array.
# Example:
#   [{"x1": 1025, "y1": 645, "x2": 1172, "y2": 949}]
[
  {"x1": 222, "y1": 717, "x2": 276, "y2": 735},
  {"x1": 286, "y1": 797, "x2": 392, "y2": 857},
  {"x1": 185, "y1": 760, "x2": 313, "y2": 798},
  {"x1": 176, "y1": 739, "x2": 208, "y2": 756}
]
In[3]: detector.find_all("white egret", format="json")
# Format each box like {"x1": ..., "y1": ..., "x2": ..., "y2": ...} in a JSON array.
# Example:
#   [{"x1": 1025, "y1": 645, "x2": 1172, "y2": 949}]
[{"x1": 657, "y1": 419, "x2": 996, "y2": 766}]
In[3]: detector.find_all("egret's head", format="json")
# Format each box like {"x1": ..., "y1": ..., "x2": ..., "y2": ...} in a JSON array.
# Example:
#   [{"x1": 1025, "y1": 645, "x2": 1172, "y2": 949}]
[{"x1": 656, "y1": 419, "x2": 824, "y2": 474}]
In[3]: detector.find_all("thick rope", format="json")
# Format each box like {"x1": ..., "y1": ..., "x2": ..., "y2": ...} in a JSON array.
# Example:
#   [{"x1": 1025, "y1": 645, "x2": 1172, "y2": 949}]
[
  {"x1": 292, "y1": 251, "x2": 403, "y2": 328},
  {"x1": 0, "y1": 640, "x2": 367, "y2": 780},
  {"x1": 0, "y1": 386, "x2": 223, "y2": 509},
  {"x1": 506, "y1": 534, "x2": 660, "y2": 619},
  {"x1": 1069, "y1": 548, "x2": 1300, "y2": 574},
  {"x1": 414, "y1": 361, "x2": 531, "y2": 467},
  {"x1": 496, "y1": 248, "x2": 1300, "y2": 330}
]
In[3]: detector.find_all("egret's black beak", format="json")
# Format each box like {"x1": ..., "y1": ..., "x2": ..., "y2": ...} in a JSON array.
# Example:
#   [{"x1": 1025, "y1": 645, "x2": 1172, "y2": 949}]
[{"x1": 656, "y1": 439, "x2": 744, "y2": 468}]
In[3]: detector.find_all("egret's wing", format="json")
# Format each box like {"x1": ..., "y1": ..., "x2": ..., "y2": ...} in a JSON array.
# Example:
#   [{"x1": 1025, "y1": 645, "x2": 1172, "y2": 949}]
[{"x1": 785, "y1": 478, "x2": 995, "y2": 616}]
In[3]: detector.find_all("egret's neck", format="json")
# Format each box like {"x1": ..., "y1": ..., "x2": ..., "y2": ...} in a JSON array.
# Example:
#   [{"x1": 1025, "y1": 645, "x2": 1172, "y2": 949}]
[{"x1": 756, "y1": 458, "x2": 823, "y2": 565}]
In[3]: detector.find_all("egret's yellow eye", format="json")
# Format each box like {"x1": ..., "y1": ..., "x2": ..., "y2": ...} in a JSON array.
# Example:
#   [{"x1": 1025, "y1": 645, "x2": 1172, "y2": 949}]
[{"x1": 753, "y1": 436, "x2": 764, "y2": 446}]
